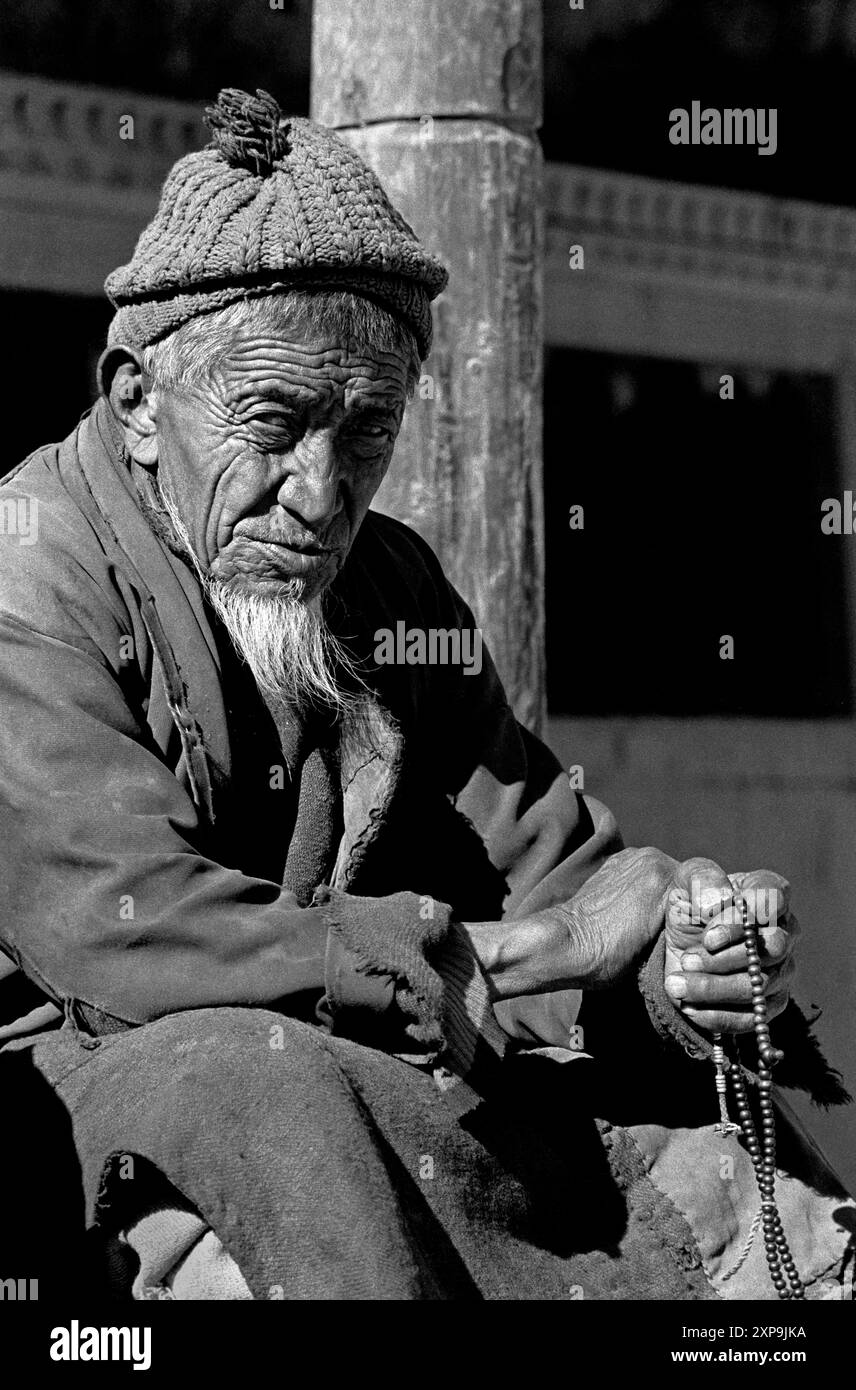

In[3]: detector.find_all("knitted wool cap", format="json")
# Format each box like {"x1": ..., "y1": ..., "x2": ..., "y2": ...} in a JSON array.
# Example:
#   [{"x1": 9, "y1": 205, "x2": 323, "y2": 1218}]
[{"x1": 105, "y1": 88, "x2": 448, "y2": 359}]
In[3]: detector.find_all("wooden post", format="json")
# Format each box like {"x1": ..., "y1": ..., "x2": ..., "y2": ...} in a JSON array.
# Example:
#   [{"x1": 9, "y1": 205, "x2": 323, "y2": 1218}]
[{"x1": 311, "y1": 0, "x2": 545, "y2": 732}]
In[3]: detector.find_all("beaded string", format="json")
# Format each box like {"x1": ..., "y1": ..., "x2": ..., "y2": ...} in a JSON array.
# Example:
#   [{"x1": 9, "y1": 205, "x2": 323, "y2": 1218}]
[{"x1": 711, "y1": 894, "x2": 804, "y2": 1300}]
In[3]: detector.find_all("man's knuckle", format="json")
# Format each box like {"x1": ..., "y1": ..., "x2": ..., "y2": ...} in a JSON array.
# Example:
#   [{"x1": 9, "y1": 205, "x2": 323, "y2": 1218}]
[{"x1": 632, "y1": 846, "x2": 673, "y2": 897}]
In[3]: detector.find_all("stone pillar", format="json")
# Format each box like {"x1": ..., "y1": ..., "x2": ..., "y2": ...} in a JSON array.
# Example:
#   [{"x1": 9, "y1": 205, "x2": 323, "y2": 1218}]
[{"x1": 311, "y1": 0, "x2": 545, "y2": 732}]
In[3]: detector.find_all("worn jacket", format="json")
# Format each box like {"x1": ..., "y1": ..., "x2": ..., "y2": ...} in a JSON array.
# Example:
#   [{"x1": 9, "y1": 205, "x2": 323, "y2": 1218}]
[
  {"x1": 0, "y1": 399, "x2": 619, "y2": 1057},
  {"x1": 2, "y1": 401, "x2": 853, "y2": 1300}
]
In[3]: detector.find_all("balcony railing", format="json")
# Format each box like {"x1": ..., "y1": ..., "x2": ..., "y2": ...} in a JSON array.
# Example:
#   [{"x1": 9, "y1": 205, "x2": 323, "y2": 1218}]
[
  {"x1": 4, "y1": 68, "x2": 856, "y2": 316},
  {"x1": 0, "y1": 70, "x2": 202, "y2": 194},
  {"x1": 545, "y1": 163, "x2": 856, "y2": 304}
]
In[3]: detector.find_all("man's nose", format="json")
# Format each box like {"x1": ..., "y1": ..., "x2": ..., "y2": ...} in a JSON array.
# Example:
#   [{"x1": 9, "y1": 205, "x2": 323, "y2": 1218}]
[{"x1": 277, "y1": 435, "x2": 342, "y2": 530}]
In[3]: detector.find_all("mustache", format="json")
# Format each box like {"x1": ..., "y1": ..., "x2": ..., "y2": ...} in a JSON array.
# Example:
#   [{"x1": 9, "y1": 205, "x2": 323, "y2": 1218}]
[
  {"x1": 231, "y1": 516, "x2": 343, "y2": 556},
  {"x1": 145, "y1": 481, "x2": 343, "y2": 579}
]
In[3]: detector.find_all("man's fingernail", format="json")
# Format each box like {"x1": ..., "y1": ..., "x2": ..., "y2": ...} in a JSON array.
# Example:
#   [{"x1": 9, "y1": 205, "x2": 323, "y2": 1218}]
[
  {"x1": 705, "y1": 926, "x2": 728, "y2": 950},
  {"x1": 665, "y1": 975, "x2": 687, "y2": 999},
  {"x1": 681, "y1": 954, "x2": 704, "y2": 972}
]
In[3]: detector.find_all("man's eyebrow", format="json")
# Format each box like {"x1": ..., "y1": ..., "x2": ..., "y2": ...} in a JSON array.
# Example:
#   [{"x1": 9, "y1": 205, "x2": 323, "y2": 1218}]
[
  {"x1": 345, "y1": 395, "x2": 402, "y2": 417},
  {"x1": 236, "y1": 385, "x2": 401, "y2": 418},
  {"x1": 249, "y1": 385, "x2": 306, "y2": 406}
]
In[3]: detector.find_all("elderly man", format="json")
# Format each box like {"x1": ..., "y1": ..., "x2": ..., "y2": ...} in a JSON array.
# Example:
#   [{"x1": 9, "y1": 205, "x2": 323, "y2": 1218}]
[{"x1": 0, "y1": 89, "x2": 852, "y2": 1301}]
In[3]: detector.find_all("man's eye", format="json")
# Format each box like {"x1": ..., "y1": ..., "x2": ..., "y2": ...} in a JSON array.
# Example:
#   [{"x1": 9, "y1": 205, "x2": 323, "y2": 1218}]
[
  {"x1": 348, "y1": 423, "x2": 391, "y2": 443},
  {"x1": 250, "y1": 412, "x2": 293, "y2": 429}
]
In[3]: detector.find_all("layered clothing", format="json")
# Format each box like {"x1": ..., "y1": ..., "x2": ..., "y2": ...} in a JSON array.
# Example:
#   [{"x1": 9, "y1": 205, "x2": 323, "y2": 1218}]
[{"x1": 0, "y1": 402, "x2": 851, "y2": 1300}]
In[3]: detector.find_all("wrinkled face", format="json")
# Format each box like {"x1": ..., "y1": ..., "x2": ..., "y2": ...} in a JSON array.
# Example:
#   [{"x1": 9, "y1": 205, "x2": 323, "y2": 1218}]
[{"x1": 152, "y1": 320, "x2": 411, "y2": 599}]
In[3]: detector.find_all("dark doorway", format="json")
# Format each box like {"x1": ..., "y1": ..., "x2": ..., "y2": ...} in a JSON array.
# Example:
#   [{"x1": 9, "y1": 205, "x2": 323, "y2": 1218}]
[{"x1": 544, "y1": 349, "x2": 850, "y2": 717}]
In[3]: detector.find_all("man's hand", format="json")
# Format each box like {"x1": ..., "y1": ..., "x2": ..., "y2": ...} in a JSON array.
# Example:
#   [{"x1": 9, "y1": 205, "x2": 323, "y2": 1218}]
[
  {"x1": 462, "y1": 846, "x2": 678, "y2": 999},
  {"x1": 663, "y1": 858, "x2": 798, "y2": 1035},
  {"x1": 460, "y1": 850, "x2": 798, "y2": 1039}
]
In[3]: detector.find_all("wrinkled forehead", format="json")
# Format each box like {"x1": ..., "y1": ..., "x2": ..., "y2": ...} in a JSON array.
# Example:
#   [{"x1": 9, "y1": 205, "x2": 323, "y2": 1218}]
[
  {"x1": 220, "y1": 325, "x2": 411, "y2": 372},
  {"x1": 209, "y1": 317, "x2": 415, "y2": 410}
]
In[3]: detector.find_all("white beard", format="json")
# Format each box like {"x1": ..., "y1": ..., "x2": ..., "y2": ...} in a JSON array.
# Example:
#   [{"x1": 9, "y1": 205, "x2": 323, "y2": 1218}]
[
  {"x1": 207, "y1": 576, "x2": 363, "y2": 721},
  {"x1": 151, "y1": 475, "x2": 365, "y2": 722}
]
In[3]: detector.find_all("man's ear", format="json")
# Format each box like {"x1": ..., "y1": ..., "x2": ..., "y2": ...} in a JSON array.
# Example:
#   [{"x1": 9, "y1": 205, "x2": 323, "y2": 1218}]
[{"x1": 97, "y1": 345, "x2": 159, "y2": 469}]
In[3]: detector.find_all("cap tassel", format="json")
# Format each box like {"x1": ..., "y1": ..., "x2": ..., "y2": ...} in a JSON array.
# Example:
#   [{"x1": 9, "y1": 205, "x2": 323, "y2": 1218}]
[{"x1": 204, "y1": 87, "x2": 291, "y2": 176}]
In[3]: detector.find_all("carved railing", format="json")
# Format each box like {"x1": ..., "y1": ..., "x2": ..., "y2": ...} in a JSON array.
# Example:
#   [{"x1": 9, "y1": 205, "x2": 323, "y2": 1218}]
[
  {"x1": 545, "y1": 164, "x2": 856, "y2": 302},
  {"x1": 0, "y1": 70, "x2": 203, "y2": 193}
]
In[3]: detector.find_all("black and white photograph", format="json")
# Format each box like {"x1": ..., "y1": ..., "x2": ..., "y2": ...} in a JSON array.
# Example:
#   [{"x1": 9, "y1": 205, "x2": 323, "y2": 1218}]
[{"x1": 0, "y1": 0, "x2": 853, "y2": 1365}]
